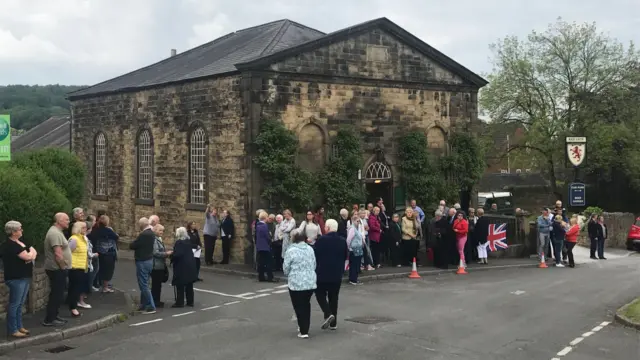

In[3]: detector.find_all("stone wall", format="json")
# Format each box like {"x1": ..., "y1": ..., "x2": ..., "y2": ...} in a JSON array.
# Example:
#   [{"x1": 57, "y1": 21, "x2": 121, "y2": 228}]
[
  {"x1": 71, "y1": 76, "x2": 248, "y2": 263},
  {"x1": 0, "y1": 267, "x2": 49, "y2": 319},
  {"x1": 577, "y1": 212, "x2": 635, "y2": 249}
]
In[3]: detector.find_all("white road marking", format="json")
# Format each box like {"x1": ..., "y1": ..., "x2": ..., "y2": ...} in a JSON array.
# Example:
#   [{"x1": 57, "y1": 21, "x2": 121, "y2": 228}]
[
  {"x1": 510, "y1": 290, "x2": 526, "y2": 295},
  {"x1": 201, "y1": 305, "x2": 220, "y2": 311},
  {"x1": 557, "y1": 346, "x2": 572, "y2": 356},
  {"x1": 235, "y1": 292, "x2": 256, "y2": 297},
  {"x1": 256, "y1": 288, "x2": 275, "y2": 293},
  {"x1": 130, "y1": 318, "x2": 163, "y2": 327},
  {"x1": 172, "y1": 311, "x2": 195, "y2": 317},
  {"x1": 275, "y1": 284, "x2": 288, "y2": 289},
  {"x1": 272, "y1": 289, "x2": 288, "y2": 294},
  {"x1": 245, "y1": 293, "x2": 271, "y2": 300},
  {"x1": 550, "y1": 321, "x2": 612, "y2": 359},
  {"x1": 224, "y1": 301, "x2": 241, "y2": 306},
  {"x1": 569, "y1": 337, "x2": 583, "y2": 346},
  {"x1": 194, "y1": 288, "x2": 246, "y2": 298}
]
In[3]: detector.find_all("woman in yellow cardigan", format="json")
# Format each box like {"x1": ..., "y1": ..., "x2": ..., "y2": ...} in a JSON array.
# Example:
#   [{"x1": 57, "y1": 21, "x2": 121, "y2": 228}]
[{"x1": 68, "y1": 221, "x2": 90, "y2": 317}]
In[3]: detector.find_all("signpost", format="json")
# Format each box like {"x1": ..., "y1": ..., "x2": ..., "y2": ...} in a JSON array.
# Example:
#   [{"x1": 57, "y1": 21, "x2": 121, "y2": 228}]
[
  {"x1": 565, "y1": 136, "x2": 587, "y2": 207},
  {"x1": 0, "y1": 114, "x2": 10, "y2": 161},
  {"x1": 568, "y1": 182, "x2": 586, "y2": 207}
]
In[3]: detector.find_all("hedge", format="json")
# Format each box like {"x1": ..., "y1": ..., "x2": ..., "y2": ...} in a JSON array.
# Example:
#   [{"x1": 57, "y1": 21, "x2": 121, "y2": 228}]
[
  {"x1": 0, "y1": 163, "x2": 72, "y2": 252},
  {"x1": 11, "y1": 148, "x2": 86, "y2": 206}
]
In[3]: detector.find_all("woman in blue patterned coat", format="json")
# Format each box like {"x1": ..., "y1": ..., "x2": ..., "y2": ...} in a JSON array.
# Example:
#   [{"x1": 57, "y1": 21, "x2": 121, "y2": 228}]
[{"x1": 283, "y1": 231, "x2": 317, "y2": 339}]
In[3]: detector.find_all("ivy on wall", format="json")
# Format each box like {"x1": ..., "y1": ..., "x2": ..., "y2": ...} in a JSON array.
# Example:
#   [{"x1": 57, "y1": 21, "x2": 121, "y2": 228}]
[
  {"x1": 398, "y1": 131, "x2": 440, "y2": 208},
  {"x1": 253, "y1": 118, "x2": 316, "y2": 213},
  {"x1": 317, "y1": 127, "x2": 365, "y2": 213},
  {"x1": 439, "y1": 132, "x2": 485, "y2": 197}
]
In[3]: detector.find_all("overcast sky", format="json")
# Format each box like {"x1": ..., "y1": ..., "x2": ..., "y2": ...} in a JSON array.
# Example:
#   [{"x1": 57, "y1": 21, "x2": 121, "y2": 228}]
[{"x1": 1, "y1": 0, "x2": 638, "y2": 86}]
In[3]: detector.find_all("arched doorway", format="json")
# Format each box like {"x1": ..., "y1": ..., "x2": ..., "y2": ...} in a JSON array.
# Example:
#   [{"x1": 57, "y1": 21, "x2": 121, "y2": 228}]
[{"x1": 364, "y1": 147, "x2": 393, "y2": 209}]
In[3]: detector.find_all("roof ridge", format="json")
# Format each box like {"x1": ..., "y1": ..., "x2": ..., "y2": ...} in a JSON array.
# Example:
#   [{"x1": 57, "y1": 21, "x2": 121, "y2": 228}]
[
  {"x1": 284, "y1": 20, "x2": 326, "y2": 36},
  {"x1": 259, "y1": 20, "x2": 292, "y2": 57}
]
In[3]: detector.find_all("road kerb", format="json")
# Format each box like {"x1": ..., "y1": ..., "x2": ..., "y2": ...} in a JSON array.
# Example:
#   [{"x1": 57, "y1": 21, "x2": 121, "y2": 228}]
[
  {"x1": 614, "y1": 298, "x2": 640, "y2": 330},
  {"x1": 0, "y1": 312, "x2": 130, "y2": 356}
]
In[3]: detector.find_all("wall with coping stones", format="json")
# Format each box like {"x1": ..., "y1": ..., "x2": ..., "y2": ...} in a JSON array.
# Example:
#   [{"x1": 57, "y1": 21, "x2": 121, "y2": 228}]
[
  {"x1": 0, "y1": 267, "x2": 49, "y2": 319},
  {"x1": 577, "y1": 212, "x2": 635, "y2": 249},
  {"x1": 71, "y1": 76, "x2": 248, "y2": 263}
]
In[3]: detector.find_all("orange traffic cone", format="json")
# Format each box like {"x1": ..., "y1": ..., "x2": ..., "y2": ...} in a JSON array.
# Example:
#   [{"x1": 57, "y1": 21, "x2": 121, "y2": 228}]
[
  {"x1": 408, "y1": 257, "x2": 421, "y2": 279},
  {"x1": 456, "y1": 259, "x2": 468, "y2": 275},
  {"x1": 538, "y1": 252, "x2": 548, "y2": 268}
]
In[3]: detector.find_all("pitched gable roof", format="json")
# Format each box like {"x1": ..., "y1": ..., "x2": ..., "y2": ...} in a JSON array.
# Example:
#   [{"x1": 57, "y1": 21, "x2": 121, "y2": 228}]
[
  {"x1": 68, "y1": 20, "x2": 325, "y2": 99},
  {"x1": 12, "y1": 116, "x2": 70, "y2": 153},
  {"x1": 236, "y1": 17, "x2": 488, "y2": 88}
]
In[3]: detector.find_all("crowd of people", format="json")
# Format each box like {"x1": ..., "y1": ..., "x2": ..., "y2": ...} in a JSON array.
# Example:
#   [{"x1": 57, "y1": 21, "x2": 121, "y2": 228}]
[{"x1": 1, "y1": 205, "x2": 236, "y2": 338}]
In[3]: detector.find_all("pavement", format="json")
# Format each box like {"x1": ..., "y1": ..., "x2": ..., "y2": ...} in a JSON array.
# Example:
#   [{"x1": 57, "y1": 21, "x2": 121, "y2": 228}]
[
  {"x1": 0, "y1": 291, "x2": 132, "y2": 355},
  {"x1": 3, "y1": 250, "x2": 639, "y2": 359}
]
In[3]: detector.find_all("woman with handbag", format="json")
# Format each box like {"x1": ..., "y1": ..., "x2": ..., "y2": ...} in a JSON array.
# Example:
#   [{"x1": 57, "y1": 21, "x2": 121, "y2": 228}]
[{"x1": 151, "y1": 224, "x2": 172, "y2": 308}]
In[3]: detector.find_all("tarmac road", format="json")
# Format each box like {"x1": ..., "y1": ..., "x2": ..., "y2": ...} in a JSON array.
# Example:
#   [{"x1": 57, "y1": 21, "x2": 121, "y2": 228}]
[{"x1": 5, "y1": 254, "x2": 640, "y2": 360}]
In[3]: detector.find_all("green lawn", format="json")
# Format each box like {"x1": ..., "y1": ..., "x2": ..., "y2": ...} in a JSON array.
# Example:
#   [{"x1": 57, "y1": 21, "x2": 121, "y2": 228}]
[{"x1": 622, "y1": 298, "x2": 640, "y2": 322}]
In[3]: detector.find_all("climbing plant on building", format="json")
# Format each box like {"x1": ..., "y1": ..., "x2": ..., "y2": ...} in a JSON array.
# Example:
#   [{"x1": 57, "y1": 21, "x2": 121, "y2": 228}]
[
  {"x1": 317, "y1": 127, "x2": 365, "y2": 213},
  {"x1": 254, "y1": 118, "x2": 316, "y2": 212},
  {"x1": 398, "y1": 130, "x2": 440, "y2": 207},
  {"x1": 440, "y1": 132, "x2": 485, "y2": 195}
]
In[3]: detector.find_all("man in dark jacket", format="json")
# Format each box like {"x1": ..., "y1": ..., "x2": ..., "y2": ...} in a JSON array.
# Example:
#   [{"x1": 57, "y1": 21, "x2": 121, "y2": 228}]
[
  {"x1": 130, "y1": 217, "x2": 157, "y2": 314},
  {"x1": 474, "y1": 209, "x2": 490, "y2": 264},
  {"x1": 587, "y1": 214, "x2": 599, "y2": 260},
  {"x1": 314, "y1": 219, "x2": 348, "y2": 330}
]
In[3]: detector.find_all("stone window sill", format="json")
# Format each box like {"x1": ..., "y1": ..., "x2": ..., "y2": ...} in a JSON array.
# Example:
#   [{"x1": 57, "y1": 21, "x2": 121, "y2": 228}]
[
  {"x1": 92, "y1": 195, "x2": 109, "y2": 201},
  {"x1": 185, "y1": 203, "x2": 207, "y2": 211},
  {"x1": 135, "y1": 199, "x2": 155, "y2": 206}
]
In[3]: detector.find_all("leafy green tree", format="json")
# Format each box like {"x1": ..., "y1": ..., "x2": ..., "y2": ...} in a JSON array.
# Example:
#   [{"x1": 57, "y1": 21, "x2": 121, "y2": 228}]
[
  {"x1": 480, "y1": 18, "x2": 638, "y2": 198},
  {"x1": 0, "y1": 163, "x2": 72, "y2": 253},
  {"x1": 254, "y1": 118, "x2": 316, "y2": 212},
  {"x1": 398, "y1": 131, "x2": 440, "y2": 208},
  {"x1": 11, "y1": 148, "x2": 86, "y2": 206},
  {"x1": 0, "y1": 85, "x2": 85, "y2": 130},
  {"x1": 317, "y1": 128, "x2": 365, "y2": 212}
]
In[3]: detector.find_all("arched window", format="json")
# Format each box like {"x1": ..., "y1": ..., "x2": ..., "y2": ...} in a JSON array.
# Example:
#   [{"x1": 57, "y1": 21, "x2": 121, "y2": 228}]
[
  {"x1": 188, "y1": 126, "x2": 208, "y2": 205},
  {"x1": 136, "y1": 129, "x2": 153, "y2": 199},
  {"x1": 94, "y1": 132, "x2": 107, "y2": 196}
]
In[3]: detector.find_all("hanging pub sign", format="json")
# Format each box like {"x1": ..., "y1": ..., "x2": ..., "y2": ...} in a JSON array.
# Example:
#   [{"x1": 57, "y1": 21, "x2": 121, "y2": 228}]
[{"x1": 565, "y1": 137, "x2": 586, "y2": 167}]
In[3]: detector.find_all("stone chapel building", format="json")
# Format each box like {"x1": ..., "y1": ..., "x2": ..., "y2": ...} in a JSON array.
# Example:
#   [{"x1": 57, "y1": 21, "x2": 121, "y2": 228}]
[{"x1": 68, "y1": 17, "x2": 487, "y2": 264}]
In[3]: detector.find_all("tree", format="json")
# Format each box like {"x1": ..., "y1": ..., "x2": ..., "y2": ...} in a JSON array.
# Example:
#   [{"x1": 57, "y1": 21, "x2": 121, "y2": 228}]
[
  {"x1": 398, "y1": 131, "x2": 440, "y2": 207},
  {"x1": 11, "y1": 148, "x2": 86, "y2": 206},
  {"x1": 253, "y1": 118, "x2": 316, "y2": 212},
  {"x1": 0, "y1": 85, "x2": 85, "y2": 130},
  {"x1": 480, "y1": 18, "x2": 638, "y2": 198},
  {"x1": 317, "y1": 128, "x2": 365, "y2": 212}
]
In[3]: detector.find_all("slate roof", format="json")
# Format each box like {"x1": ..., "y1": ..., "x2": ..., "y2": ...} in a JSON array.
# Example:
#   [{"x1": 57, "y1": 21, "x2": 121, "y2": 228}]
[
  {"x1": 11, "y1": 116, "x2": 70, "y2": 153},
  {"x1": 69, "y1": 20, "x2": 325, "y2": 99},
  {"x1": 69, "y1": 17, "x2": 488, "y2": 100}
]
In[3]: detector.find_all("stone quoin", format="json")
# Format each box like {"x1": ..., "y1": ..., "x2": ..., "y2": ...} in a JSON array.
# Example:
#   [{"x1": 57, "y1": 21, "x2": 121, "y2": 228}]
[{"x1": 68, "y1": 17, "x2": 487, "y2": 264}]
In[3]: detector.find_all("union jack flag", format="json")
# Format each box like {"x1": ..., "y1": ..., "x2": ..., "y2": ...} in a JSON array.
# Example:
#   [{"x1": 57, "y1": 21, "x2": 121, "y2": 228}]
[{"x1": 487, "y1": 223, "x2": 508, "y2": 251}]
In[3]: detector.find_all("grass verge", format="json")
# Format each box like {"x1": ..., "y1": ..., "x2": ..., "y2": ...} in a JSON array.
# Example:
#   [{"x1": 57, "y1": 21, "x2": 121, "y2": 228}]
[{"x1": 621, "y1": 298, "x2": 640, "y2": 323}]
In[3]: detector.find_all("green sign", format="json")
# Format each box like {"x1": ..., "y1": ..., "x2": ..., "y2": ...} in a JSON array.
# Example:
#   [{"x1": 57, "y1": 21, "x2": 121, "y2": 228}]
[{"x1": 0, "y1": 115, "x2": 11, "y2": 161}]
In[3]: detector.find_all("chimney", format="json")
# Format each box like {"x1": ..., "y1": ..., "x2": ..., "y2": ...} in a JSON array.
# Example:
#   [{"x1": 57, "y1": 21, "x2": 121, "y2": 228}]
[{"x1": 170, "y1": 49, "x2": 177, "y2": 57}]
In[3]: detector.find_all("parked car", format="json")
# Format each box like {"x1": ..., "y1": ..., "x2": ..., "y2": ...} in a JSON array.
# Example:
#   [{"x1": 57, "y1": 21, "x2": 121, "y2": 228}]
[
  {"x1": 626, "y1": 217, "x2": 640, "y2": 251},
  {"x1": 478, "y1": 191, "x2": 515, "y2": 215}
]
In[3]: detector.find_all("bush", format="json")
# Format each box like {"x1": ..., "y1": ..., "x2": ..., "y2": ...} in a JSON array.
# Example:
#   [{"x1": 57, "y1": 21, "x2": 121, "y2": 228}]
[
  {"x1": 583, "y1": 206, "x2": 604, "y2": 218},
  {"x1": 11, "y1": 148, "x2": 86, "y2": 206},
  {"x1": 0, "y1": 164, "x2": 72, "y2": 252}
]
